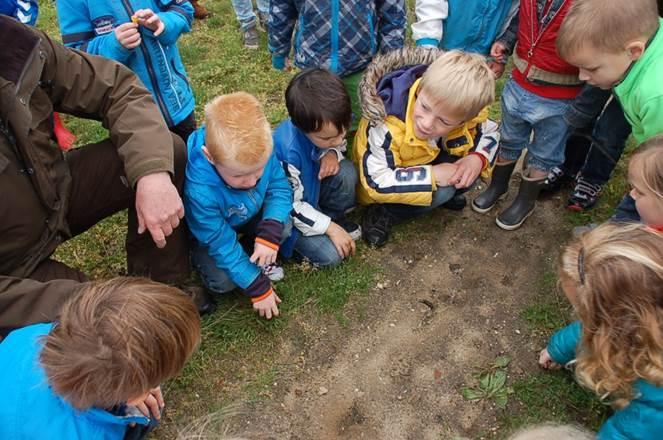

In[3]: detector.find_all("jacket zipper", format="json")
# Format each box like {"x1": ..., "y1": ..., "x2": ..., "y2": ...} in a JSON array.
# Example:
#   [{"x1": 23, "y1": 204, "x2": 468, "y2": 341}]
[{"x1": 119, "y1": 0, "x2": 174, "y2": 127}]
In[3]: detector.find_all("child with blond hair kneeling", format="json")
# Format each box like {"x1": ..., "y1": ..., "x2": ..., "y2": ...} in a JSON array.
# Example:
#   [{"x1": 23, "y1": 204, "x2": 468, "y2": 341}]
[
  {"x1": 184, "y1": 92, "x2": 293, "y2": 319},
  {"x1": 539, "y1": 223, "x2": 663, "y2": 438},
  {"x1": 0, "y1": 278, "x2": 200, "y2": 439}
]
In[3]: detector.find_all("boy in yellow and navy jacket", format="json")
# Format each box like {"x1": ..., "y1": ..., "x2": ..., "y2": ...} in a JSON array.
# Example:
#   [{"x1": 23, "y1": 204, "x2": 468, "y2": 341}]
[{"x1": 353, "y1": 48, "x2": 499, "y2": 246}]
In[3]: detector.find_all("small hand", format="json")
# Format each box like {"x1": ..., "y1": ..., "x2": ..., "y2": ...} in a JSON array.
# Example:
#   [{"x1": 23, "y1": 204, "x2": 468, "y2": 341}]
[
  {"x1": 115, "y1": 22, "x2": 141, "y2": 49},
  {"x1": 431, "y1": 163, "x2": 458, "y2": 187},
  {"x1": 448, "y1": 154, "x2": 483, "y2": 189},
  {"x1": 135, "y1": 172, "x2": 185, "y2": 248},
  {"x1": 319, "y1": 151, "x2": 341, "y2": 180},
  {"x1": 133, "y1": 9, "x2": 165, "y2": 36},
  {"x1": 487, "y1": 60, "x2": 506, "y2": 78},
  {"x1": 134, "y1": 387, "x2": 164, "y2": 420},
  {"x1": 250, "y1": 242, "x2": 278, "y2": 266},
  {"x1": 253, "y1": 291, "x2": 281, "y2": 319},
  {"x1": 538, "y1": 348, "x2": 562, "y2": 370},
  {"x1": 490, "y1": 41, "x2": 508, "y2": 64},
  {"x1": 326, "y1": 221, "x2": 355, "y2": 259}
]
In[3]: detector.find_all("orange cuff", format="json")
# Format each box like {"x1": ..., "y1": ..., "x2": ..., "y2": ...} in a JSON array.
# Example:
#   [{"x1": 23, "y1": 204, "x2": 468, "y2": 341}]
[
  {"x1": 250, "y1": 287, "x2": 274, "y2": 303},
  {"x1": 255, "y1": 237, "x2": 279, "y2": 251}
]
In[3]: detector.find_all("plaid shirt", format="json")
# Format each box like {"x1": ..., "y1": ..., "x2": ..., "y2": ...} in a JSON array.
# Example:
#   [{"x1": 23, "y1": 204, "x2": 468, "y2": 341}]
[{"x1": 269, "y1": 0, "x2": 405, "y2": 77}]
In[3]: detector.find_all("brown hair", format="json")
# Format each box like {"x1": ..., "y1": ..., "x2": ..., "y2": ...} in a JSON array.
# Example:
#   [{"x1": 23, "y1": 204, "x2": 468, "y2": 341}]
[
  {"x1": 204, "y1": 92, "x2": 272, "y2": 167},
  {"x1": 40, "y1": 277, "x2": 201, "y2": 410},
  {"x1": 629, "y1": 135, "x2": 663, "y2": 206},
  {"x1": 559, "y1": 223, "x2": 663, "y2": 408},
  {"x1": 419, "y1": 50, "x2": 495, "y2": 121},
  {"x1": 557, "y1": 0, "x2": 659, "y2": 58}
]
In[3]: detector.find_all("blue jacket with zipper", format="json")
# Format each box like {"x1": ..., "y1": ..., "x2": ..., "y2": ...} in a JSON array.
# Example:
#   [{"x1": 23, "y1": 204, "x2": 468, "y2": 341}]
[
  {"x1": 269, "y1": 0, "x2": 406, "y2": 77},
  {"x1": 56, "y1": 0, "x2": 195, "y2": 127},
  {"x1": 183, "y1": 127, "x2": 292, "y2": 297},
  {"x1": 0, "y1": 323, "x2": 151, "y2": 440},
  {"x1": 548, "y1": 322, "x2": 663, "y2": 439}
]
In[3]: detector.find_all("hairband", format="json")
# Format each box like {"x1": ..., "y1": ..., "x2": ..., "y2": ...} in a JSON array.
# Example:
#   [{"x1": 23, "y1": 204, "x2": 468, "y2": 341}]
[{"x1": 577, "y1": 248, "x2": 586, "y2": 285}]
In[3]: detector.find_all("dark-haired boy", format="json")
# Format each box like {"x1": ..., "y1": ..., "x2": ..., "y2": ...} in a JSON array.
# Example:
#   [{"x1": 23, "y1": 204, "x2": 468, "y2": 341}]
[{"x1": 273, "y1": 68, "x2": 360, "y2": 268}]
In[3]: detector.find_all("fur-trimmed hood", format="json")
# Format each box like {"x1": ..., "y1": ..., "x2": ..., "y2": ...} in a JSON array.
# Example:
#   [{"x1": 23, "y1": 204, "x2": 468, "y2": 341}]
[{"x1": 358, "y1": 47, "x2": 442, "y2": 123}]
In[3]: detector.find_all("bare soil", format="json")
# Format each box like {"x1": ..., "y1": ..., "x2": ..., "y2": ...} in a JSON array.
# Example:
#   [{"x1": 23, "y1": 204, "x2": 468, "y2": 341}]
[{"x1": 200, "y1": 181, "x2": 571, "y2": 440}]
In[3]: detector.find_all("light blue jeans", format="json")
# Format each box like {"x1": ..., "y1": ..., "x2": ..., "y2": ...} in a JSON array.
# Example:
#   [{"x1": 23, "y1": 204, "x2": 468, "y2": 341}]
[
  {"x1": 498, "y1": 79, "x2": 573, "y2": 172},
  {"x1": 192, "y1": 219, "x2": 292, "y2": 294},
  {"x1": 231, "y1": 0, "x2": 269, "y2": 31},
  {"x1": 292, "y1": 159, "x2": 358, "y2": 268}
]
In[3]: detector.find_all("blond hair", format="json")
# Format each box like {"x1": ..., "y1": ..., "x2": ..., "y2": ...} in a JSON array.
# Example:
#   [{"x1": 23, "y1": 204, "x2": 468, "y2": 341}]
[
  {"x1": 204, "y1": 92, "x2": 272, "y2": 166},
  {"x1": 558, "y1": 0, "x2": 659, "y2": 58},
  {"x1": 419, "y1": 50, "x2": 495, "y2": 121},
  {"x1": 629, "y1": 135, "x2": 663, "y2": 209},
  {"x1": 559, "y1": 223, "x2": 663, "y2": 409},
  {"x1": 40, "y1": 278, "x2": 201, "y2": 410},
  {"x1": 509, "y1": 423, "x2": 594, "y2": 440}
]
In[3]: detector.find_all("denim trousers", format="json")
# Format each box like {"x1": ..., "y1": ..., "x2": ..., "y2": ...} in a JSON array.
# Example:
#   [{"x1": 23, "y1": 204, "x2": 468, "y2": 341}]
[
  {"x1": 292, "y1": 159, "x2": 357, "y2": 268},
  {"x1": 611, "y1": 194, "x2": 640, "y2": 222},
  {"x1": 192, "y1": 216, "x2": 293, "y2": 294},
  {"x1": 231, "y1": 0, "x2": 269, "y2": 31},
  {"x1": 563, "y1": 85, "x2": 632, "y2": 185},
  {"x1": 498, "y1": 79, "x2": 573, "y2": 172}
]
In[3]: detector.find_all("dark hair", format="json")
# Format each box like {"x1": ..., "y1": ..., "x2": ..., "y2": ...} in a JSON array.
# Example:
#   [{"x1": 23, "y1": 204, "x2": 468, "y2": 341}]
[{"x1": 285, "y1": 68, "x2": 352, "y2": 134}]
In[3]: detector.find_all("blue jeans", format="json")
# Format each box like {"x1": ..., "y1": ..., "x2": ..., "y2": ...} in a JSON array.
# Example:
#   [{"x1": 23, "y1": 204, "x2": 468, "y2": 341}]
[
  {"x1": 192, "y1": 218, "x2": 292, "y2": 294},
  {"x1": 498, "y1": 79, "x2": 573, "y2": 172},
  {"x1": 231, "y1": 0, "x2": 269, "y2": 31},
  {"x1": 564, "y1": 85, "x2": 632, "y2": 186},
  {"x1": 292, "y1": 159, "x2": 357, "y2": 268}
]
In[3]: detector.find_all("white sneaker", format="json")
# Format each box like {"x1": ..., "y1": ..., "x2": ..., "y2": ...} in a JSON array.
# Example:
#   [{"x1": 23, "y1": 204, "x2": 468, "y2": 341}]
[{"x1": 261, "y1": 263, "x2": 284, "y2": 282}]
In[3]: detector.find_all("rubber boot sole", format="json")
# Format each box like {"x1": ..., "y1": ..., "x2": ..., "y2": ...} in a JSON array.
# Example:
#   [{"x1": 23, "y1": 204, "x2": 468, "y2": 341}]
[
  {"x1": 495, "y1": 203, "x2": 535, "y2": 231},
  {"x1": 471, "y1": 193, "x2": 507, "y2": 214}
]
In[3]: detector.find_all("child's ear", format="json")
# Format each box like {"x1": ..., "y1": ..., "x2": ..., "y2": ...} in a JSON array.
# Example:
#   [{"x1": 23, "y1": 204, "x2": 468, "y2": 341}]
[
  {"x1": 626, "y1": 41, "x2": 646, "y2": 61},
  {"x1": 201, "y1": 146, "x2": 214, "y2": 164}
]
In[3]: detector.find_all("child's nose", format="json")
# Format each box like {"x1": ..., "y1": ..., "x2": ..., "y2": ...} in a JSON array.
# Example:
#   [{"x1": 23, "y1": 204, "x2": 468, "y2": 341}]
[{"x1": 578, "y1": 70, "x2": 591, "y2": 82}]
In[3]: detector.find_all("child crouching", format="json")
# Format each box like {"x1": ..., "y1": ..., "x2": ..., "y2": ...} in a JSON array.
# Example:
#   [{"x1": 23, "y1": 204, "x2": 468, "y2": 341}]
[
  {"x1": 184, "y1": 92, "x2": 293, "y2": 319},
  {"x1": 353, "y1": 48, "x2": 499, "y2": 247},
  {"x1": 274, "y1": 68, "x2": 360, "y2": 268},
  {"x1": 540, "y1": 223, "x2": 663, "y2": 438},
  {"x1": 0, "y1": 278, "x2": 200, "y2": 440}
]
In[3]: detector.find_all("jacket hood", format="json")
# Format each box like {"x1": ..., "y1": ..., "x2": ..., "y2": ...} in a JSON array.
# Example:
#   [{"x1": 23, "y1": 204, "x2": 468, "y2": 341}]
[
  {"x1": 186, "y1": 126, "x2": 220, "y2": 187},
  {"x1": 358, "y1": 46, "x2": 442, "y2": 123}
]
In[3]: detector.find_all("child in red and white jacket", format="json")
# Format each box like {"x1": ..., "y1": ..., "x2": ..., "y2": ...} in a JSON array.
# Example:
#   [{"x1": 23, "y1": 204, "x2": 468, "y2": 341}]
[{"x1": 471, "y1": 0, "x2": 581, "y2": 230}]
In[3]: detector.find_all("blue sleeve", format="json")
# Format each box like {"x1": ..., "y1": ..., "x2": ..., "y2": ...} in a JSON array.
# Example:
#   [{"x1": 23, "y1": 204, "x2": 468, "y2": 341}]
[
  {"x1": 5, "y1": 0, "x2": 39, "y2": 26},
  {"x1": 547, "y1": 321, "x2": 582, "y2": 365},
  {"x1": 152, "y1": 0, "x2": 193, "y2": 46},
  {"x1": 184, "y1": 189, "x2": 261, "y2": 289},
  {"x1": 376, "y1": 0, "x2": 406, "y2": 53},
  {"x1": 262, "y1": 154, "x2": 294, "y2": 223},
  {"x1": 56, "y1": 0, "x2": 132, "y2": 64},
  {"x1": 269, "y1": 0, "x2": 297, "y2": 69}
]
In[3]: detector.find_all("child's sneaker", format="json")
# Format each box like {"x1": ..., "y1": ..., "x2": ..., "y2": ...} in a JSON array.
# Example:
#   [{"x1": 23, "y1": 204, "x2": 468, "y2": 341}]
[
  {"x1": 542, "y1": 166, "x2": 566, "y2": 193},
  {"x1": 361, "y1": 205, "x2": 394, "y2": 247},
  {"x1": 338, "y1": 219, "x2": 362, "y2": 241},
  {"x1": 243, "y1": 26, "x2": 259, "y2": 49},
  {"x1": 567, "y1": 177, "x2": 602, "y2": 211},
  {"x1": 261, "y1": 263, "x2": 284, "y2": 282}
]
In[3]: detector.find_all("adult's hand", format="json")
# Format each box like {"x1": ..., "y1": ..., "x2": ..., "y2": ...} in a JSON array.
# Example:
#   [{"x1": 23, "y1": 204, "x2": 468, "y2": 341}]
[{"x1": 135, "y1": 172, "x2": 185, "y2": 248}]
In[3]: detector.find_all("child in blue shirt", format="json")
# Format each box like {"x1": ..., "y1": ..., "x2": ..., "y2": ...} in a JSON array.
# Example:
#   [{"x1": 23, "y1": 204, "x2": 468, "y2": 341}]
[
  {"x1": 56, "y1": 0, "x2": 197, "y2": 141},
  {"x1": 539, "y1": 224, "x2": 663, "y2": 439},
  {"x1": 184, "y1": 92, "x2": 293, "y2": 319},
  {"x1": 0, "y1": 278, "x2": 200, "y2": 440},
  {"x1": 274, "y1": 68, "x2": 361, "y2": 268}
]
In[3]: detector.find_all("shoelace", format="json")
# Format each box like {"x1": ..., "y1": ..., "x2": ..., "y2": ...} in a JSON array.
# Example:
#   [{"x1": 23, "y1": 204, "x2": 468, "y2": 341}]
[{"x1": 545, "y1": 166, "x2": 564, "y2": 184}]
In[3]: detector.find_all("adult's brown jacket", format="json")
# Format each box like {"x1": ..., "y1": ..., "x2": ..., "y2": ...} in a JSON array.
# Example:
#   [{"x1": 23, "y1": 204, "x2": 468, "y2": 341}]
[{"x1": 0, "y1": 16, "x2": 174, "y2": 333}]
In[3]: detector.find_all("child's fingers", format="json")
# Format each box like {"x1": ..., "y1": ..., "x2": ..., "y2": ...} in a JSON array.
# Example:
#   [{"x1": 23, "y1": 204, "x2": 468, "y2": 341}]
[{"x1": 274, "y1": 293, "x2": 281, "y2": 304}]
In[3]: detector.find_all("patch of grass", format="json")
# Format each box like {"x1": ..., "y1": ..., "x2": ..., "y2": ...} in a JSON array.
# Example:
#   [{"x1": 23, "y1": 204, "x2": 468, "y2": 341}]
[
  {"x1": 504, "y1": 371, "x2": 609, "y2": 435},
  {"x1": 520, "y1": 271, "x2": 573, "y2": 333}
]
